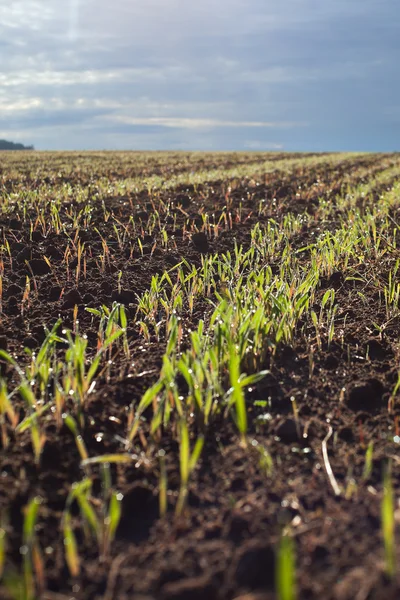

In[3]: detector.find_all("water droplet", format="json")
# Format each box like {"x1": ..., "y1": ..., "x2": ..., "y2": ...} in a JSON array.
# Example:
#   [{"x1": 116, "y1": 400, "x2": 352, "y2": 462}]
[{"x1": 109, "y1": 416, "x2": 121, "y2": 424}]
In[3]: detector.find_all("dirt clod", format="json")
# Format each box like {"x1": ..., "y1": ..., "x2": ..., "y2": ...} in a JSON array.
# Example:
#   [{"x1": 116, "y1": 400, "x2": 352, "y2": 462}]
[
  {"x1": 61, "y1": 288, "x2": 83, "y2": 309},
  {"x1": 346, "y1": 378, "x2": 385, "y2": 412},
  {"x1": 28, "y1": 258, "x2": 52, "y2": 276},
  {"x1": 231, "y1": 540, "x2": 275, "y2": 590},
  {"x1": 276, "y1": 417, "x2": 300, "y2": 443},
  {"x1": 191, "y1": 232, "x2": 209, "y2": 252}
]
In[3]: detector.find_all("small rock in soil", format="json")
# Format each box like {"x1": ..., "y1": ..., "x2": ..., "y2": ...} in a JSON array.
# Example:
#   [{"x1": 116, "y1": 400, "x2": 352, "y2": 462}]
[
  {"x1": 231, "y1": 540, "x2": 275, "y2": 590},
  {"x1": 191, "y1": 232, "x2": 209, "y2": 252},
  {"x1": 346, "y1": 378, "x2": 384, "y2": 412},
  {"x1": 276, "y1": 417, "x2": 299, "y2": 443},
  {"x1": 61, "y1": 288, "x2": 83, "y2": 309},
  {"x1": 28, "y1": 258, "x2": 51, "y2": 276}
]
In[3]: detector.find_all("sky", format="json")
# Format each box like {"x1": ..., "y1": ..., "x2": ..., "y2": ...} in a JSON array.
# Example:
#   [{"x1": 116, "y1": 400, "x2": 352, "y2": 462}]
[{"x1": 0, "y1": 0, "x2": 399, "y2": 151}]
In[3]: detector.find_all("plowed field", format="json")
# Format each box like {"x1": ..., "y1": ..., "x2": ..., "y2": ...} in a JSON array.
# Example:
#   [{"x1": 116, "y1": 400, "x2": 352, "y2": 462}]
[{"x1": 1, "y1": 151, "x2": 400, "y2": 600}]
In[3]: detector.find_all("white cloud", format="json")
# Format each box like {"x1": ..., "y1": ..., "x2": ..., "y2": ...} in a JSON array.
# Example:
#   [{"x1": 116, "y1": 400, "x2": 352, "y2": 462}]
[
  {"x1": 0, "y1": 1, "x2": 53, "y2": 31},
  {"x1": 102, "y1": 116, "x2": 307, "y2": 129},
  {"x1": 0, "y1": 68, "x2": 177, "y2": 87},
  {"x1": 244, "y1": 140, "x2": 284, "y2": 150},
  {"x1": 0, "y1": 0, "x2": 396, "y2": 150}
]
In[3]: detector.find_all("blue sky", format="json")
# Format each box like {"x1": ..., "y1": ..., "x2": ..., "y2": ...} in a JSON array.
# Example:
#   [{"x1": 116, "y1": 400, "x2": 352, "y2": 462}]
[{"x1": 0, "y1": 0, "x2": 398, "y2": 151}]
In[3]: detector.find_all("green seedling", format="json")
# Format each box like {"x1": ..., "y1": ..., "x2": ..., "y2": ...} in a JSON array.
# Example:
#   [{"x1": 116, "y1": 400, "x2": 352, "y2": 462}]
[
  {"x1": 20, "y1": 497, "x2": 44, "y2": 600},
  {"x1": 175, "y1": 420, "x2": 204, "y2": 517},
  {"x1": 381, "y1": 463, "x2": 396, "y2": 578},
  {"x1": 362, "y1": 441, "x2": 374, "y2": 481},
  {"x1": 158, "y1": 450, "x2": 168, "y2": 517},
  {"x1": 63, "y1": 413, "x2": 89, "y2": 462},
  {"x1": 0, "y1": 512, "x2": 6, "y2": 579},
  {"x1": 276, "y1": 533, "x2": 297, "y2": 600}
]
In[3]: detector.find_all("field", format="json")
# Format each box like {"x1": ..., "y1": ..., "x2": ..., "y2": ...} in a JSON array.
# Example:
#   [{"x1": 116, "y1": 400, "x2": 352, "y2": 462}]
[{"x1": 1, "y1": 150, "x2": 400, "y2": 599}]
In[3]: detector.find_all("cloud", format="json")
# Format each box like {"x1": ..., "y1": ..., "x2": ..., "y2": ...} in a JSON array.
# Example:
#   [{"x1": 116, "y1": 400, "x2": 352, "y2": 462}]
[
  {"x1": 0, "y1": 0, "x2": 398, "y2": 150},
  {"x1": 101, "y1": 116, "x2": 307, "y2": 129},
  {"x1": 244, "y1": 140, "x2": 284, "y2": 150}
]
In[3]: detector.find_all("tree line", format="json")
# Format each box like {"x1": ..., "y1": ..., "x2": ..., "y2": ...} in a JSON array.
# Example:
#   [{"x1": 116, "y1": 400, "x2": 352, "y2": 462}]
[{"x1": 0, "y1": 139, "x2": 34, "y2": 150}]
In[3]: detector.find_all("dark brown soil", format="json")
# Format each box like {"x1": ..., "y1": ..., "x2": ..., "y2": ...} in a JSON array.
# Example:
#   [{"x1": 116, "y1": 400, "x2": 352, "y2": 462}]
[{"x1": 1, "y1": 152, "x2": 400, "y2": 600}]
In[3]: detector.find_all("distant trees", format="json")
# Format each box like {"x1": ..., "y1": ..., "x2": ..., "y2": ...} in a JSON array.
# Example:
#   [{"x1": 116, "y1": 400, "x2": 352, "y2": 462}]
[{"x1": 0, "y1": 139, "x2": 34, "y2": 150}]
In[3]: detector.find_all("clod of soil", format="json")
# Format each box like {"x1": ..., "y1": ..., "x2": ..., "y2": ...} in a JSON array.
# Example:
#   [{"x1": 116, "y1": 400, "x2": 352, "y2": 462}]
[
  {"x1": 48, "y1": 285, "x2": 63, "y2": 301},
  {"x1": 23, "y1": 336, "x2": 38, "y2": 349},
  {"x1": 176, "y1": 194, "x2": 191, "y2": 208},
  {"x1": 28, "y1": 258, "x2": 52, "y2": 276},
  {"x1": 8, "y1": 218, "x2": 22, "y2": 230},
  {"x1": 191, "y1": 232, "x2": 209, "y2": 252},
  {"x1": 230, "y1": 540, "x2": 275, "y2": 590},
  {"x1": 61, "y1": 288, "x2": 83, "y2": 309},
  {"x1": 31, "y1": 230, "x2": 44, "y2": 242},
  {"x1": 276, "y1": 417, "x2": 300, "y2": 443},
  {"x1": 16, "y1": 247, "x2": 32, "y2": 263},
  {"x1": 4, "y1": 283, "x2": 22, "y2": 299},
  {"x1": 365, "y1": 338, "x2": 389, "y2": 361},
  {"x1": 111, "y1": 289, "x2": 136, "y2": 304},
  {"x1": 45, "y1": 244, "x2": 63, "y2": 260},
  {"x1": 346, "y1": 378, "x2": 385, "y2": 412}
]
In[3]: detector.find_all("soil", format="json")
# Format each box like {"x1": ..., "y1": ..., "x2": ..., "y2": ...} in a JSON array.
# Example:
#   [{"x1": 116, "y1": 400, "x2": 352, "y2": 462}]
[{"x1": 1, "y1": 151, "x2": 400, "y2": 600}]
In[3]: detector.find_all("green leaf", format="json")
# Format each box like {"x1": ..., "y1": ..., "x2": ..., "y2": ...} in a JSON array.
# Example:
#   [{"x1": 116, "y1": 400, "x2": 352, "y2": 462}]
[
  {"x1": 188, "y1": 435, "x2": 204, "y2": 473},
  {"x1": 179, "y1": 420, "x2": 190, "y2": 485},
  {"x1": 276, "y1": 534, "x2": 296, "y2": 600},
  {"x1": 107, "y1": 492, "x2": 122, "y2": 542},
  {"x1": 16, "y1": 402, "x2": 52, "y2": 433},
  {"x1": 81, "y1": 454, "x2": 134, "y2": 466},
  {"x1": 63, "y1": 513, "x2": 80, "y2": 577},
  {"x1": 23, "y1": 497, "x2": 42, "y2": 545}
]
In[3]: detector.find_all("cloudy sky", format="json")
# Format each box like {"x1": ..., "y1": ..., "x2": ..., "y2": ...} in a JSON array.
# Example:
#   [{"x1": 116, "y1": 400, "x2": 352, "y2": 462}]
[{"x1": 0, "y1": 0, "x2": 398, "y2": 151}]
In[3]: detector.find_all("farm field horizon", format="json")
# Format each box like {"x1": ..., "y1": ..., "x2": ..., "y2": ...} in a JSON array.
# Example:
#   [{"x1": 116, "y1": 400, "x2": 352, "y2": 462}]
[{"x1": 1, "y1": 150, "x2": 400, "y2": 599}]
